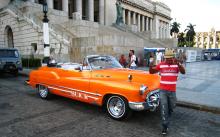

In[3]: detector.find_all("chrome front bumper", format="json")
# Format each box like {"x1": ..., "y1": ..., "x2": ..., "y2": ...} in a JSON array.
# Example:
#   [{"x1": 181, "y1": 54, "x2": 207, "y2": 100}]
[
  {"x1": 129, "y1": 90, "x2": 160, "y2": 111},
  {"x1": 129, "y1": 102, "x2": 148, "y2": 111}
]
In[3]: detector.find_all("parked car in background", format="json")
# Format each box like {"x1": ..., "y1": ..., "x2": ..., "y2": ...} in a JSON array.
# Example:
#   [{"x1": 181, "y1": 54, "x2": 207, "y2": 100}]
[
  {"x1": 0, "y1": 48, "x2": 22, "y2": 76},
  {"x1": 26, "y1": 55, "x2": 160, "y2": 120}
]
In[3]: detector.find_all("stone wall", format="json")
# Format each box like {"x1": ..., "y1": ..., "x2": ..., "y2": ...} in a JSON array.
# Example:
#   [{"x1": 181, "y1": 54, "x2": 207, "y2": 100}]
[
  {"x1": 0, "y1": 0, "x2": 10, "y2": 9},
  {"x1": 0, "y1": 10, "x2": 70, "y2": 62},
  {"x1": 105, "y1": 0, "x2": 117, "y2": 26},
  {"x1": 0, "y1": 12, "x2": 40, "y2": 56},
  {"x1": 71, "y1": 34, "x2": 145, "y2": 62}
]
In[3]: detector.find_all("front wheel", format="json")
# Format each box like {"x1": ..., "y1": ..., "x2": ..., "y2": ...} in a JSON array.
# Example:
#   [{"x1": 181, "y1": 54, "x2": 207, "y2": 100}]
[
  {"x1": 106, "y1": 95, "x2": 132, "y2": 120},
  {"x1": 37, "y1": 85, "x2": 52, "y2": 99}
]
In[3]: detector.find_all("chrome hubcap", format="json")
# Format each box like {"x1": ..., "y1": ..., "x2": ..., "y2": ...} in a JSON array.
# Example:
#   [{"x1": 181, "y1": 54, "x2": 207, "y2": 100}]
[
  {"x1": 108, "y1": 97, "x2": 125, "y2": 118},
  {"x1": 39, "y1": 85, "x2": 48, "y2": 98}
]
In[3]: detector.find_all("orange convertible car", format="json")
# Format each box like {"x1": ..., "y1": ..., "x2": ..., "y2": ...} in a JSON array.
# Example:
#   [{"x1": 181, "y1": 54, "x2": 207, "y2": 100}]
[{"x1": 26, "y1": 55, "x2": 160, "y2": 120}]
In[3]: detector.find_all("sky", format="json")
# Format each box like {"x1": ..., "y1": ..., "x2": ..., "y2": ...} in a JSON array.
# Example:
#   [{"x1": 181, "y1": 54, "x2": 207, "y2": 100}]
[{"x1": 157, "y1": 0, "x2": 220, "y2": 32}]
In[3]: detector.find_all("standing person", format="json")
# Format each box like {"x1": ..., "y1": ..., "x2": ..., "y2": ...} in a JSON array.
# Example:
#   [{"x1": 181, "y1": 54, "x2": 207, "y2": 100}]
[
  {"x1": 182, "y1": 51, "x2": 187, "y2": 67},
  {"x1": 149, "y1": 52, "x2": 155, "y2": 66},
  {"x1": 149, "y1": 49, "x2": 185, "y2": 135},
  {"x1": 128, "y1": 52, "x2": 132, "y2": 68},
  {"x1": 129, "y1": 50, "x2": 137, "y2": 69},
  {"x1": 178, "y1": 50, "x2": 187, "y2": 67},
  {"x1": 156, "y1": 51, "x2": 163, "y2": 65},
  {"x1": 119, "y1": 54, "x2": 127, "y2": 68}
]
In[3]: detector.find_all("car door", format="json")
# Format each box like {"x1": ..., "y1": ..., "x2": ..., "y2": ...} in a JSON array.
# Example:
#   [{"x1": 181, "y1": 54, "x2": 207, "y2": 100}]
[{"x1": 54, "y1": 68, "x2": 90, "y2": 102}]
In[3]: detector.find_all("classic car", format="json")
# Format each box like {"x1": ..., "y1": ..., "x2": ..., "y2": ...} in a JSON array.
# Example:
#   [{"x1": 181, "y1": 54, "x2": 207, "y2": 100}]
[{"x1": 26, "y1": 55, "x2": 160, "y2": 120}]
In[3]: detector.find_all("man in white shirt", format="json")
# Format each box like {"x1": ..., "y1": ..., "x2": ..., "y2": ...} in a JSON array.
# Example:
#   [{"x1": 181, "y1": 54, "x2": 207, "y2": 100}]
[
  {"x1": 156, "y1": 51, "x2": 163, "y2": 65},
  {"x1": 129, "y1": 50, "x2": 137, "y2": 69}
]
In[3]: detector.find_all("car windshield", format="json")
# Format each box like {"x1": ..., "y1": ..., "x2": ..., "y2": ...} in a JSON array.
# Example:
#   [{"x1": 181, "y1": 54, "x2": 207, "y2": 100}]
[
  {"x1": 0, "y1": 50, "x2": 19, "y2": 58},
  {"x1": 88, "y1": 56, "x2": 122, "y2": 70}
]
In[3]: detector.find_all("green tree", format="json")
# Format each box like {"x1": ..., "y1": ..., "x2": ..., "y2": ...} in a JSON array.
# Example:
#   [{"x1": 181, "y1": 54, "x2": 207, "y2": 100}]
[
  {"x1": 177, "y1": 32, "x2": 185, "y2": 47},
  {"x1": 184, "y1": 23, "x2": 196, "y2": 47},
  {"x1": 170, "y1": 22, "x2": 181, "y2": 37}
]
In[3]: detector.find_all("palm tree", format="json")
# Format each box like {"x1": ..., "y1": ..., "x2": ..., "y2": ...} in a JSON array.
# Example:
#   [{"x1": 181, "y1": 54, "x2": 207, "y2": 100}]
[
  {"x1": 177, "y1": 32, "x2": 185, "y2": 47},
  {"x1": 170, "y1": 22, "x2": 181, "y2": 38},
  {"x1": 184, "y1": 23, "x2": 196, "y2": 47}
]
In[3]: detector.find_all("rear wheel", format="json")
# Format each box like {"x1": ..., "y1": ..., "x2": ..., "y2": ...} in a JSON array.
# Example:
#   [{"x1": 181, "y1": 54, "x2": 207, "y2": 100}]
[
  {"x1": 106, "y1": 95, "x2": 132, "y2": 120},
  {"x1": 37, "y1": 85, "x2": 52, "y2": 99}
]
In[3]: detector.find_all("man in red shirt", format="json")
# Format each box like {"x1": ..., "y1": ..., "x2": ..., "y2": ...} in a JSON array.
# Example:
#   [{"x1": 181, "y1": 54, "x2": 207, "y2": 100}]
[{"x1": 149, "y1": 49, "x2": 185, "y2": 135}]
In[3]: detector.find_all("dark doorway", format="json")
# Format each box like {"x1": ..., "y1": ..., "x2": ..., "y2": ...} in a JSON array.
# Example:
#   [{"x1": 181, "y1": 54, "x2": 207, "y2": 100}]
[{"x1": 4, "y1": 26, "x2": 14, "y2": 48}]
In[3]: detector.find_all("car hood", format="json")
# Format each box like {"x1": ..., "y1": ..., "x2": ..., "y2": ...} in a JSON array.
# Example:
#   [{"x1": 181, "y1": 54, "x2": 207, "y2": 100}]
[{"x1": 92, "y1": 68, "x2": 160, "y2": 90}]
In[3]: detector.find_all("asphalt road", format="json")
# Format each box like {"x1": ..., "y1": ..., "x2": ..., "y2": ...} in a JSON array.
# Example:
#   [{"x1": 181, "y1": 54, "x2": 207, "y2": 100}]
[{"x1": 0, "y1": 74, "x2": 220, "y2": 137}]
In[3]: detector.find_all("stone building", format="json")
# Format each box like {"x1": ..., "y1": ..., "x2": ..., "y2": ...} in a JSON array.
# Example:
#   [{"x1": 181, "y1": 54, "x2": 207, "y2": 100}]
[
  {"x1": 194, "y1": 28, "x2": 220, "y2": 49},
  {"x1": 0, "y1": 0, "x2": 176, "y2": 62}
]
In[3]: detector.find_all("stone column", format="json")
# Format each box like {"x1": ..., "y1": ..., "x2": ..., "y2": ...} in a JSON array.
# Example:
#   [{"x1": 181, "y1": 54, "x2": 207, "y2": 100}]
[
  {"x1": 161, "y1": 22, "x2": 164, "y2": 39},
  {"x1": 159, "y1": 27, "x2": 161, "y2": 39},
  {"x1": 150, "y1": 18, "x2": 153, "y2": 31},
  {"x1": 88, "y1": 0, "x2": 94, "y2": 21},
  {"x1": 76, "y1": 0, "x2": 82, "y2": 19},
  {"x1": 142, "y1": 15, "x2": 145, "y2": 31},
  {"x1": 99, "y1": 0, "x2": 104, "y2": 25},
  {"x1": 145, "y1": 16, "x2": 148, "y2": 31},
  {"x1": 167, "y1": 23, "x2": 170, "y2": 38},
  {"x1": 162, "y1": 23, "x2": 165, "y2": 39},
  {"x1": 62, "y1": 0, "x2": 68, "y2": 12},
  {"x1": 201, "y1": 34, "x2": 204, "y2": 48},
  {"x1": 127, "y1": 10, "x2": 131, "y2": 25},
  {"x1": 137, "y1": 14, "x2": 140, "y2": 31},
  {"x1": 195, "y1": 35, "x2": 198, "y2": 48},
  {"x1": 123, "y1": 9, "x2": 125, "y2": 24},
  {"x1": 47, "y1": 0, "x2": 53, "y2": 9},
  {"x1": 164, "y1": 23, "x2": 166, "y2": 38},
  {"x1": 133, "y1": 12, "x2": 136, "y2": 25},
  {"x1": 207, "y1": 33, "x2": 210, "y2": 48},
  {"x1": 29, "y1": 0, "x2": 35, "y2": 3},
  {"x1": 213, "y1": 31, "x2": 217, "y2": 48}
]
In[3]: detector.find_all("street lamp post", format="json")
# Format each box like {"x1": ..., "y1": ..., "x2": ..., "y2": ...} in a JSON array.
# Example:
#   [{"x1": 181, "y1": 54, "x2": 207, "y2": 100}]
[{"x1": 42, "y1": 0, "x2": 50, "y2": 64}]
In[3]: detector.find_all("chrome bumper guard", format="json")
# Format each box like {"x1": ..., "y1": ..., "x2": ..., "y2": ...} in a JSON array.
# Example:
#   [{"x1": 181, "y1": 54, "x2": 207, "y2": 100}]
[{"x1": 129, "y1": 89, "x2": 160, "y2": 111}]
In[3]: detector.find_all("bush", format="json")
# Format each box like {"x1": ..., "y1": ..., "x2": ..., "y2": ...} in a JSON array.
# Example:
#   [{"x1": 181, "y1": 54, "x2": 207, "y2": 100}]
[{"x1": 22, "y1": 58, "x2": 42, "y2": 68}]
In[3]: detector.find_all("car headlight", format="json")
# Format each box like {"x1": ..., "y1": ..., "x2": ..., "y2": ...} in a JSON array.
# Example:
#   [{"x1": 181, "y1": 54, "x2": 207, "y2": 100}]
[{"x1": 139, "y1": 84, "x2": 147, "y2": 95}]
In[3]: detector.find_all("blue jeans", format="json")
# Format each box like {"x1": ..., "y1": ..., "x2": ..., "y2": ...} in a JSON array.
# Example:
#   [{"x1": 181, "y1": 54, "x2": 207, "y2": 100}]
[
  {"x1": 159, "y1": 89, "x2": 177, "y2": 128},
  {"x1": 130, "y1": 66, "x2": 137, "y2": 69}
]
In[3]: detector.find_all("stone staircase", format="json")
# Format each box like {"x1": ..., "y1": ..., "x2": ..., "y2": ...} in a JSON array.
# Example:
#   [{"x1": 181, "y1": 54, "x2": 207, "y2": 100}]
[
  {"x1": 7, "y1": 1, "x2": 71, "y2": 48},
  {"x1": 112, "y1": 24, "x2": 169, "y2": 48}
]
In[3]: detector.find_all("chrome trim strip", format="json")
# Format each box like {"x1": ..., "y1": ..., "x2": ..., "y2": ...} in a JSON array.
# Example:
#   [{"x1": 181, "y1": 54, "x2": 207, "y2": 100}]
[
  {"x1": 49, "y1": 86, "x2": 99, "y2": 100},
  {"x1": 129, "y1": 102, "x2": 145, "y2": 104},
  {"x1": 39, "y1": 83, "x2": 102, "y2": 97},
  {"x1": 87, "y1": 95, "x2": 99, "y2": 100}
]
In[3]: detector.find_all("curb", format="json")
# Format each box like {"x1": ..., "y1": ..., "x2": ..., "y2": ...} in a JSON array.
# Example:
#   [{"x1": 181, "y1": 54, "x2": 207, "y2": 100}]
[{"x1": 177, "y1": 101, "x2": 220, "y2": 114}]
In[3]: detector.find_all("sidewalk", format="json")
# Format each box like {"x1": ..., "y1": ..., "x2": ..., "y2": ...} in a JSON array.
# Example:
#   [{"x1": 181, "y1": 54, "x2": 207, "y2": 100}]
[
  {"x1": 20, "y1": 61, "x2": 220, "y2": 114},
  {"x1": 139, "y1": 61, "x2": 220, "y2": 114},
  {"x1": 176, "y1": 61, "x2": 220, "y2": 114}
]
